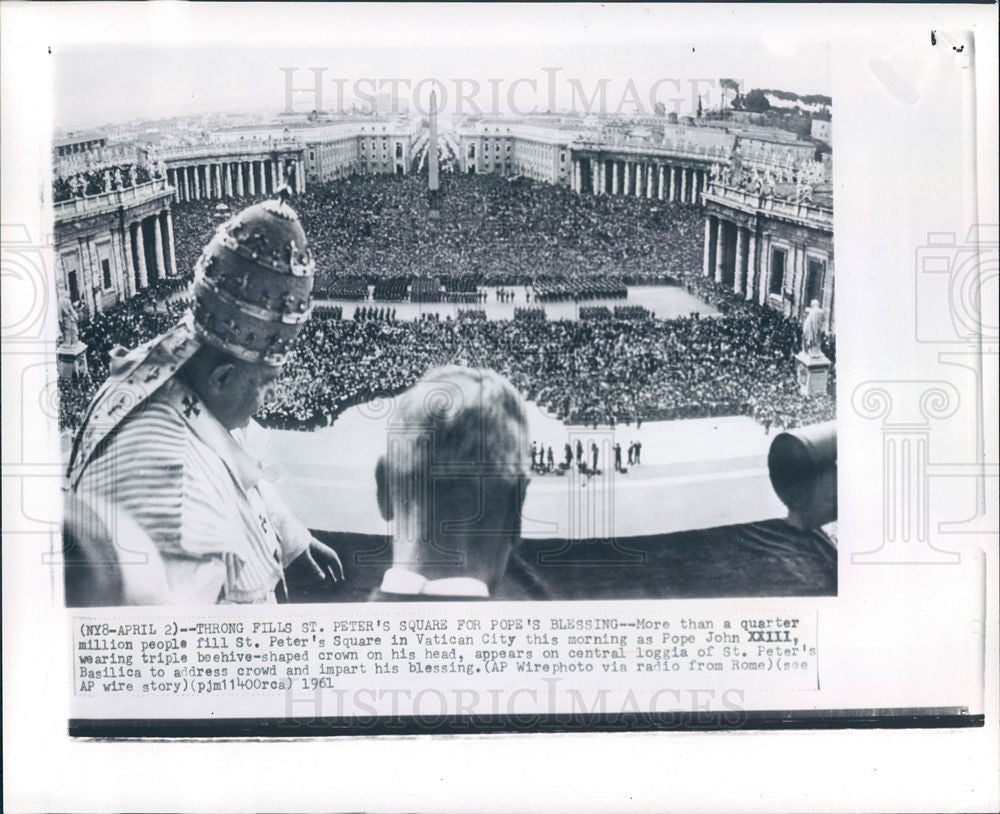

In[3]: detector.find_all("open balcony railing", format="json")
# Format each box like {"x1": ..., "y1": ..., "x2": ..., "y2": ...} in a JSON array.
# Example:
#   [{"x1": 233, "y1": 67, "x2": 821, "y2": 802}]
[
  {"x1": 54, "y1": 178, "x2": 171, "y2": 218},
  {"x1": 573, "y1": 135, "x2": 731, "y2": 163},
  {"x1": 152, "y1": 139, "x2": 304, "y2": 162},
  {"x1": 704, "y1": 181, "x2": 833, "y2": 227}
]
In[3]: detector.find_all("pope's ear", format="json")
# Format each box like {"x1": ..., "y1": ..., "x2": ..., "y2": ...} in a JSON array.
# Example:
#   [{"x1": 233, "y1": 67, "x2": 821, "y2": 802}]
[
  {"x1": 375, "y1": 455, "x2": 393, "y2": 522},
  {"x1": 205, "y1": 361, "x2": 237, "y2": 395}
]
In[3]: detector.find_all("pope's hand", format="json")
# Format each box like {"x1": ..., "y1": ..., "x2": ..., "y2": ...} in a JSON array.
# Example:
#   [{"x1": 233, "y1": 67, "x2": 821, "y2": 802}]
[{"x1": 290, "y1": 539, "x2": 344, "y2": 584}]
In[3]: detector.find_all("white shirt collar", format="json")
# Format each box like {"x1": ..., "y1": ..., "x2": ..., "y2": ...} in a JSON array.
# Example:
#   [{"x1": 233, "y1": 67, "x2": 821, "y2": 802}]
[{"x1": 379, "y1": 567, "x2": 490, "y2": 598}]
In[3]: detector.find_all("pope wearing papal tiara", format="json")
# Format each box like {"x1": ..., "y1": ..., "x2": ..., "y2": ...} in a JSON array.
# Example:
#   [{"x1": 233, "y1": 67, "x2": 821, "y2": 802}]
[{"x1": 66, "y1": 190, "x2": 342, "y2": 605}]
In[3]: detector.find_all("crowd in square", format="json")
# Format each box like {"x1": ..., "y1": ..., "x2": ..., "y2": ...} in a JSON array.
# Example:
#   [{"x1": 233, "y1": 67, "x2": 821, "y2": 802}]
[{"x1": 59, "y1": 174, "x2": 834, "y2": 435}]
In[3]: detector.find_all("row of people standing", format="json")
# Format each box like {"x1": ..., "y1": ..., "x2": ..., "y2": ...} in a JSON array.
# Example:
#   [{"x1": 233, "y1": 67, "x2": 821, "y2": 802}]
[
  {"x1": 530, "y1": 439, "x2": 643, "y2": 474},
  {"x1": 495, "y1": 288, "x2": 525, "y2": 304},
  {"x1": 353, "y1": 306, "x2": 397, "y2": 322}
]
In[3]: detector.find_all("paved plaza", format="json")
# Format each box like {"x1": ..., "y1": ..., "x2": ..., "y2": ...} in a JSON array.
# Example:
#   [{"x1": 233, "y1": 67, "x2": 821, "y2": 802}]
[
  {"x1": 262, "y1": 399, "x2": 783, "y2": 540},
  {"x1": 315, "y1": 283, "x2": 719, "y2": 322}
]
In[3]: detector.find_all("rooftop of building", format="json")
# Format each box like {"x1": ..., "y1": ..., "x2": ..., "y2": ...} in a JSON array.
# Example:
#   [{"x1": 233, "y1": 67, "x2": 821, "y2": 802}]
[{"x1": 54, "y1": 133, "x2": 108, "y2": 148}]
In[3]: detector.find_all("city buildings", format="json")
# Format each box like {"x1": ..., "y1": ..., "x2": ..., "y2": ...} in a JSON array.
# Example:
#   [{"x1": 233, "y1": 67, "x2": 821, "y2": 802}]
[{"x1": 51, "y1": 107, "x2": 833, "y2": 329}]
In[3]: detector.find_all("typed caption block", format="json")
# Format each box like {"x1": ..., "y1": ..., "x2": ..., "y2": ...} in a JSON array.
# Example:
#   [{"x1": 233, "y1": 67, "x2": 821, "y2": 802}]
[{"x1": 73, "y1": 607, "x2": 819, "y2": 719}]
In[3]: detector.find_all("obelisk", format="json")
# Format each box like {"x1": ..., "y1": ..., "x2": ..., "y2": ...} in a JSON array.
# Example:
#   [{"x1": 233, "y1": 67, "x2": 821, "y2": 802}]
[{"x1": 428, "y1": 89, "x2": 440, "y2": 216}]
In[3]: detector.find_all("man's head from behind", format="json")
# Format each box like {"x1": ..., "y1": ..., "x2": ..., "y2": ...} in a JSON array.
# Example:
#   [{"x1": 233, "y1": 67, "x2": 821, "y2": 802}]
[{"x1": 375, "y1": 366, "x2": 530, "y2": 592}]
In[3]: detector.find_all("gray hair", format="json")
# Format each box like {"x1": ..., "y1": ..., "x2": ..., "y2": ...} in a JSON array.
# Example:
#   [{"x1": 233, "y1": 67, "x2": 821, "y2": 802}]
[{"x1": 384, "y1": 365, "x2": 529, "y2": 489}]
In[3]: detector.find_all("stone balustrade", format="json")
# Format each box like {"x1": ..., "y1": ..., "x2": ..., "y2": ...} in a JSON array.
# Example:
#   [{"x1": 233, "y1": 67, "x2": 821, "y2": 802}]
[{"x1": 54, "y1": 178, "x2": 172, "y2": 219}]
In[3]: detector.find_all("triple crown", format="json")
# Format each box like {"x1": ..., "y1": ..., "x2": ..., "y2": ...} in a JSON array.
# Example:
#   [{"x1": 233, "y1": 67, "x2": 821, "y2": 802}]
[{"x1": 192, "y1": 193, "x2": 316, "y2": 366}]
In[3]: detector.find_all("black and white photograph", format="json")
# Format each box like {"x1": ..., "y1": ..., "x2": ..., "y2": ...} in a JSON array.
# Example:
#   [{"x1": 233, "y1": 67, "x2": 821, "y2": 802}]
[
  {"x1": 56, "y1": 42, "x2": 837, "y2": 608},
  {"x1": 2, "y1": 4, "x2": 997, "y2": 812}
]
